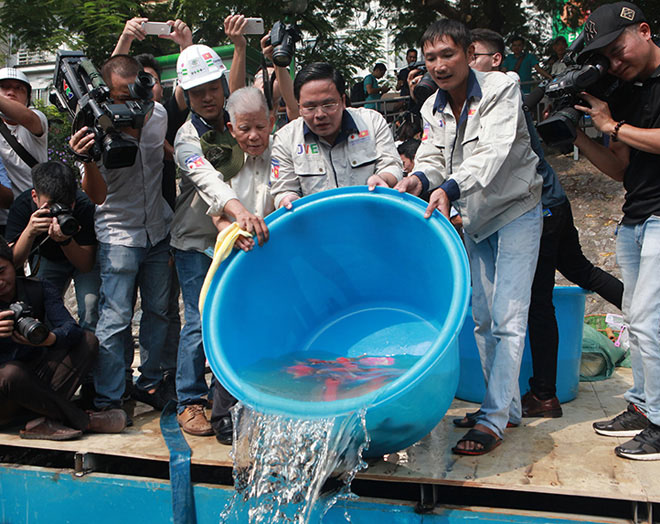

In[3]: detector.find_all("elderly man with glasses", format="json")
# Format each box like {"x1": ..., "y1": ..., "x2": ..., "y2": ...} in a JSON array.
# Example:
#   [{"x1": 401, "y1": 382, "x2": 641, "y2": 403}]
[{"x1": 270, "y1": 62, "x2": 403, "y2": 209}]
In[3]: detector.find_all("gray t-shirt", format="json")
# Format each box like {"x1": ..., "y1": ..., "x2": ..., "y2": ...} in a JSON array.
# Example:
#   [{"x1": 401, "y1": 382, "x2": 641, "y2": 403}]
[{"x1": 0, "y1": 109, "x2": 48, "y2": 225}]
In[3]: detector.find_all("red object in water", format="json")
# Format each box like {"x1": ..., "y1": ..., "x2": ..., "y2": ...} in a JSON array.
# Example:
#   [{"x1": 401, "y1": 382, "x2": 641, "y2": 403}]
[
  {"x1": 323, "y1": 378, "x2": 340, "y2": 401},
  {"x1": 287, "y1": 364, "x2": 314, "y2": 377}
]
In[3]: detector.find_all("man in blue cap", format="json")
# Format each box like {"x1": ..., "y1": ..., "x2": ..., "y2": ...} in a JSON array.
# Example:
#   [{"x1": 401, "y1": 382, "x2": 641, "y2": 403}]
[{"x1": 572, "y1": 1, "x2": 660, "y2": 460}]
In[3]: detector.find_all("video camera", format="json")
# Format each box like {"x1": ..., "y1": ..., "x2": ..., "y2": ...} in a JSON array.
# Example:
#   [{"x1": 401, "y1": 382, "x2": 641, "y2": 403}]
[
  {"x1": 50, "y1": 50, "x2": 155, "y2": 169},
  {"x1": 266, "y1": 21, "x2": 302, "y2": 67},
  {"x1": 7, "y1": 302, "x2": 49, "y2": 345},
  {"x1": 525, "y1": 34, "x2": 619, "y2": 146}
]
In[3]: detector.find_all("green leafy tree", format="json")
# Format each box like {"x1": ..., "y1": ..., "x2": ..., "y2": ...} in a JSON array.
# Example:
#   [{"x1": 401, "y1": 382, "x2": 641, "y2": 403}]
[{"x1": 1, "y1": 0, "x2": 383, "y2": 79}]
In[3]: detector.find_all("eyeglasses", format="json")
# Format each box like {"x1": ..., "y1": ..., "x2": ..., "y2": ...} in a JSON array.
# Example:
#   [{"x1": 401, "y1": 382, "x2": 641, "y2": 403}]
[
  {"x1": 470, "y1": 53, "x2": 496, "y2": 62},
  {"x1": 299, "y1": 102, "x2": 341, "y2": 116}
]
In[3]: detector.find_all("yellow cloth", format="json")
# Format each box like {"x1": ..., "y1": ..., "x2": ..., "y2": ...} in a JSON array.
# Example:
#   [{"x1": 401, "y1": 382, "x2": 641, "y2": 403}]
[{"x1": 198, "y1": 222, "x2": 252, "y2": 314}]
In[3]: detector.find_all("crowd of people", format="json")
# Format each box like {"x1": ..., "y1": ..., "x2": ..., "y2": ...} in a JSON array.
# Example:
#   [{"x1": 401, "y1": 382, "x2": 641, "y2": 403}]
[{"x1": 0, "y1": 1, "x2": 658, "y2": 462}]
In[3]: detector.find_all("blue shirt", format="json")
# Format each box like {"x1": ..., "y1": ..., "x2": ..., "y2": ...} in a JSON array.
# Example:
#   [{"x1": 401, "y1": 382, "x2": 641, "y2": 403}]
[
  {"x1": 364, "y1": 74, "x2": 380, "y2": 110},
  {"x1": 502, "y1": 53, "x2": 539, "y2": 93}
]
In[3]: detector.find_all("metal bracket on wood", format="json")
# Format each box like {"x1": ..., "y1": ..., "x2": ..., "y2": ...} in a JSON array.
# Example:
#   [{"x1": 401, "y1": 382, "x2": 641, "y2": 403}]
[
  {"x1": 632, "y1": 501, "x2": 653, "y2": 524},
  {"x1": 415, "y1": 483, "x2": 438, "y2": 514},
  {"x1": 74, "y1": 452, "x2": 98, "y2": 477}
]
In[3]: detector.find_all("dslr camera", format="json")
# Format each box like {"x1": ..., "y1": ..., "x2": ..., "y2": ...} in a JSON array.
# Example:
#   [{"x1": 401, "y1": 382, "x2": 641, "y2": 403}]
[
  {"x1": 7, "y1": 302, "x2": 49, "y2": 345},
  {"x1": 409, "y1": 61, "x2": 438, "y2": 105},
  {"x1": 46, "y1": 204, "x2": 79, "y2": 237},
  {"x1": 266, "y1": 21, "x2": 302, "y2": 67},
  {"x1": 50, "y1": 50, "x2": 155, "y2": 169}
]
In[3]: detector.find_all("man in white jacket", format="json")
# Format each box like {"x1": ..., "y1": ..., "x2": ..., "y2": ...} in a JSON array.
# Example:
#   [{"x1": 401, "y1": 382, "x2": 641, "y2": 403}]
[
  {"x1": 270, "y1": 62, "x2": 403, "y2": 209},
  {"x1": 396, "y1": 19, "x2": 542, "y2": 456}
]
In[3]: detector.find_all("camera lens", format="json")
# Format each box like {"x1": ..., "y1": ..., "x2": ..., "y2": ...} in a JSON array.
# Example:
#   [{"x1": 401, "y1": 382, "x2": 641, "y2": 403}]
[
  {"x1": 15, "y1": 317, "x2": 50, "y2": 345},
  {"x1": 57, "y1": 214, "x2": 79, "y2": 236}
]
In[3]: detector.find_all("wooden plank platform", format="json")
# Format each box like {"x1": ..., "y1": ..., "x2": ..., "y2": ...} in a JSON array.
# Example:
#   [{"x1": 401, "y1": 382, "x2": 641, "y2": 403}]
[{"x1": 0, "y1": 368, "x2": 656, "y2": 504}]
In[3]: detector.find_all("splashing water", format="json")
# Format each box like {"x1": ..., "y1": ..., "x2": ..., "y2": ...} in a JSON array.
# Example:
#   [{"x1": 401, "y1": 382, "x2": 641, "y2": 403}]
[{"x1": 220, "y1": 404, "x2": 370, "y2": 524}]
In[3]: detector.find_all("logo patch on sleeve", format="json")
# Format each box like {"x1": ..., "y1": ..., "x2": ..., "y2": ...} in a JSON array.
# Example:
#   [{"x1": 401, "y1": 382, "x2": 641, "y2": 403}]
[
  {"x1": 271, "y1": 158, "x2": 280, "y2": 179},
  {"x1": 468, "y1": 108, "x2": 476, "y2": 116},
  {"x1": 185, "y1": 154, "x2": 206, "y2": 170},
  {"x1": 422, "y1": 123, "x2": 430, "y2": 141}
]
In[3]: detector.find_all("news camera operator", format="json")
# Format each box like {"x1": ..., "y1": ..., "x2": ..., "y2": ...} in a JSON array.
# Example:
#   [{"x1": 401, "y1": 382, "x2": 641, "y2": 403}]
[
  {"x1": 0, "y1": 238, "x2": 126, "y2": 440},
  {"x1": 5, "y1": 161, "x2": 98, "y2": 333},
  {"x1": 568, "y1": 2, "x2": 660, "y2": 461},
  {"x1": 68, "y1": 55, "x2": 173, "y2": 413}
]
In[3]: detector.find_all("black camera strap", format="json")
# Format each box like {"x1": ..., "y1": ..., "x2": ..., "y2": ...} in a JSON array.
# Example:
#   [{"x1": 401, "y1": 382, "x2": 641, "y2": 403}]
[
  {"x1": 261, "y1": 55, "x2": 274, "y2": 112},
  {"x1": 0, "y1": 119, "x2": 38, "y2": 168}
]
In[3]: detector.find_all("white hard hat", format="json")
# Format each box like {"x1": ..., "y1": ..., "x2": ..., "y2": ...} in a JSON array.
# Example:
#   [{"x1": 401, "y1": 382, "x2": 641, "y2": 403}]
[
  {"x1": 176, "y1": 45, "x2": 227, "y2": 91},
  {"x1": 0, "y1": 67, "x2": 31, "y2": 88},
  {"x1": 0, "y1": 67, "x2": 32, "y2": 105}
]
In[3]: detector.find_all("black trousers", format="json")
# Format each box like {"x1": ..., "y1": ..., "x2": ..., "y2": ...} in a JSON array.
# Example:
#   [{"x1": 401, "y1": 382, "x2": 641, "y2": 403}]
[
  {"x1": 528, "y1": 200, "x2": 623, "y2": 399},
  {"x1": 210, "y1": 376, "x2": 236, "y2": 434},
  {"x1": 0, "y1": 331, "x2": 98, "y2": 430}
]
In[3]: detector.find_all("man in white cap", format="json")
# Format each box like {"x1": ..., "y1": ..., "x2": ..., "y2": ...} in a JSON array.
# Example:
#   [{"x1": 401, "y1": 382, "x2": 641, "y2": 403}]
[
  {"x1": 0, "y1": 68, "x2": 48, "y2": 233},
  {"x1": 172, "y1": 45, "x2": 269, "y2": 438},
  {"x1": 571, "y1": 1, "x2": 660, "y2": 460}
]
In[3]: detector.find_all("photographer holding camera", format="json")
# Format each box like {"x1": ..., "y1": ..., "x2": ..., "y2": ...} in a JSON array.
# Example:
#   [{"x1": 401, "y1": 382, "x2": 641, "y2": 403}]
[
  {"x1": 569, "y1": 2, "x2": 660, "y2": 461},
  {"x1": 225, "y1": 14, "x2": 299, "y2": 126},
  {"x1": 5, "y1": 161, "x2": 99, "y2": 333},
  {"x1": 68, "y1": 54, "x2": 173, "y2": 413},
  {"x1": 0, "y1": 238, "x2": 126, "y2": 440}
]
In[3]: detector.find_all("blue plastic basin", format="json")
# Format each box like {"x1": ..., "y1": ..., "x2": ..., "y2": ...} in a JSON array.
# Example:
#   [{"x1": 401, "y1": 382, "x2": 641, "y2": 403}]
[
  {"x1": 456, "y1": 286, "x2": 588, "y2": 403},
  {"x1": 202, "y1": 187, "x2": 470, "y2": 456}
]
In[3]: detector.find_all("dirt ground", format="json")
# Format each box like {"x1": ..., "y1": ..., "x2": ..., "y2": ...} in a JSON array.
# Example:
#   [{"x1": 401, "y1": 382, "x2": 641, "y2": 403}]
[{"x1": 547, "y1": 148, "x2": 624, "y2": 316}]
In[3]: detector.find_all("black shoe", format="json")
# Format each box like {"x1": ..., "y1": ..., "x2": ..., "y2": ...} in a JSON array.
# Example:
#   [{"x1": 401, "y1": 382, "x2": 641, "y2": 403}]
[
  {"x1": 131, "y1": 382, "x2": 176, "y2": 411},
  {"x1": 160, "y1": 373, "x2": 177, "y2": 403},
  {"x1": 452, "y1": 410, "x2": 519, "y2": 429},
  {"x1": 593, "y1": 403, "x2": 649, "y2": 437},
  {"x1": 122, "y1": 377, "x2": 134, "y2": 402},
  {"x1": 522, "y1": 391, "x2": 563, "y2": 418},
  {"x1": 214, "y1": 415, "x2": 233, "y2": 445},
  {"x1": 615, "y1": 423, "x2": 660, "y2": 460},
  {"x1": 77, "y1": 382, "x2": 96, "y2": 411}
]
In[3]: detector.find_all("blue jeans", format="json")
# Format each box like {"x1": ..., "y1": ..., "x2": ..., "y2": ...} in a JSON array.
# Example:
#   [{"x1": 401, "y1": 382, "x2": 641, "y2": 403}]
[
  {"x1": 94, "y1": 237, "x2": 172, "y2": 409},
  {"x1": 36, "y1": 257, "x2": 101, "y2": 333},
  {"x1": 123, "y1": 259, "x2": 180, "y2": 379},
  {"x1": 464, "y1": 204, "x2": 542, "y2": 437},
  {"x1": 174, "y1": 249, "x2": 211, "y2": 412},
  {"x1": 617, "y1": 216, "x2": 660, "y2": 426}
]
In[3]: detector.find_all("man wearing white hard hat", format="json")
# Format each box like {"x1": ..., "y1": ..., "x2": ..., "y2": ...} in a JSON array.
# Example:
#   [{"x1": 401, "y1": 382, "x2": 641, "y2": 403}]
[
  {"x1": 0, "y1": 68, "x2": 48, "y2": 233},
  {"x1": 69, "y1": 54, "x2": 173, "y2": 415},
  {"x1": 172, "y1": 44, "x2": 269, "y2": 438}
]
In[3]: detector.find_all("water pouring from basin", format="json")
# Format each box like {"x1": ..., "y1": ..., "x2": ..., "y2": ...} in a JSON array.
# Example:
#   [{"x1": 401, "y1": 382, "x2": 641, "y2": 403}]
[{"x1": 202, "y1": 187, "x2": 470, "y2": 457}]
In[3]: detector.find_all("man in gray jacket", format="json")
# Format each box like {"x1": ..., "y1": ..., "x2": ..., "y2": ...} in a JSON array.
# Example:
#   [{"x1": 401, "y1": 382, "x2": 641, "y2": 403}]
[
  {"x1": 270, "y1": 62, "x2": 403, "y2": 208},
  {"x1": 396, "y1": 19, "x2": 542, "y2": 455}
]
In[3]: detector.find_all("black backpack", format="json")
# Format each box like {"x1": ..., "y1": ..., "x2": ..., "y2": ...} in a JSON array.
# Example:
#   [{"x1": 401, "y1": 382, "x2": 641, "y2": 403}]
[{"x1": 350, "y1": 80, "x2": 366, "y2": 104}]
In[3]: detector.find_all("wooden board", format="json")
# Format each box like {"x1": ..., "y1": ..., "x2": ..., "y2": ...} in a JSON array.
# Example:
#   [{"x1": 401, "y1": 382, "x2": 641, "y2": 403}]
[
  {"x1": 0, "y1": 368, "x2": 657, "y2": 503},
  {"x1": 364, "y1": 368, "x2": 657, "y2": 503},
  {"x1": 0, "y1": 403, "x2": 233, "y2": 467}
]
